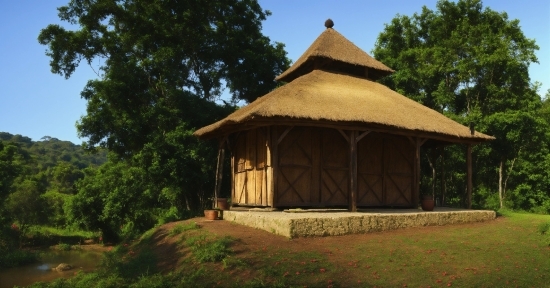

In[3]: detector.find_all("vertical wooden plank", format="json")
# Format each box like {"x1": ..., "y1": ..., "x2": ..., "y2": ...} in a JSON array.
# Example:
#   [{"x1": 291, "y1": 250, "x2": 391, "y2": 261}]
[
  {"x1": 349, "y1": 130, "x2": 358, "y2": 212},
  {"x1": 431, "y1": 147, "x2": 437, "y2": 201},
  {"x1": 467, "y1": 144, "x2": 473, "y2": 209},
  {"x1": 231, "y1": 145, "x2": 235, "y2": 205},
  {"x1": 213, "y1": 136, "x2": 226, "y2": 208},
  {"x1": 271, "y1": 126, "x2": 279, "y2": 208},
  {"x1": 214, "y1": 143, "x2": 225, "y2": 208},
  {"x1": 386, "y1": 135, "x2": 391, "y2": 206},
  {"x1": 247, "y1": 129, "x2": 256, "y2": 204},
  {"x1": 265, "y1": 127, "x2": 272, "y2": 207},
  {"x1": 311, "y1": 128, "x2": 321, "y2": 204},
  {"x1": 440, "y1": 147, "x2": 445, "y2": 206},
  {"x1": 413, "y1": 137, "x2": 421, "y2": 207}
]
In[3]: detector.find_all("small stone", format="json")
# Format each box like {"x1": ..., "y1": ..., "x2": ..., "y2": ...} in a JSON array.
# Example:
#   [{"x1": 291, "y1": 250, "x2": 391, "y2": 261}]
[{"x1": 53, "y1": 263, "x2": 72, "y2": 271}]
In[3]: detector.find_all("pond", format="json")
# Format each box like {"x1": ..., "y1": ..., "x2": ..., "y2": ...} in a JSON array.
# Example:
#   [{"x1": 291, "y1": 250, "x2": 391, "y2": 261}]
[{"x1": 0, "y1": 249, "x2": 104, "y2": 288}]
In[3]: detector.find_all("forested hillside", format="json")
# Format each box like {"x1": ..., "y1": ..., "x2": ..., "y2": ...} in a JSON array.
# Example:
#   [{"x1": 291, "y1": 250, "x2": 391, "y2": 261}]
[{"x1": 0, "y1": 132, "x2": 107, "y2": 231}]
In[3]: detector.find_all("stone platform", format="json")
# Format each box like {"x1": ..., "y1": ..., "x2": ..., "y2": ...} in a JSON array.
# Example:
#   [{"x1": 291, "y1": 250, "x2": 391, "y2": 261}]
[{"x1": 222, "y1": 207, "x2": 496, "y2": 238}]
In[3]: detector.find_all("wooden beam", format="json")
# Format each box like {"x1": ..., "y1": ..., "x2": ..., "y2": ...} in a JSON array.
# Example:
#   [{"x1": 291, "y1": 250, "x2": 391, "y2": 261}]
[
  {"x1": 230, "y1": 144, "x2": 235, "y2": 206},
  {"x1": 271, "y1": 127, "x2": 279, "y2": 208},
  {"x1": 349, "y1": 131, "x2": 358, "y2": 212},
  {"x1": 356, "y1": 130, "x2": 371, "y2": 143},
  {"x1": 440, "y1": 146, "x2": 446, "y2": 206},
  {"x1": 200, "y1": 118, "x2": 492, "y2": 145},
  {"x1": 214, "y1": 139, "x2": 225, "y2": 209},
  {"x1": 412, "y1": 137, "x2": 426, "y2": 207},
  {"x1": 338, "y1": 129, "x2": 350, "y2": 143},
  {"x1": 277, "y1": 126, "x2": 294, "y2": 145},
  {"x1": 466, "y1": 144, "x2": 473, "y2": 209}
]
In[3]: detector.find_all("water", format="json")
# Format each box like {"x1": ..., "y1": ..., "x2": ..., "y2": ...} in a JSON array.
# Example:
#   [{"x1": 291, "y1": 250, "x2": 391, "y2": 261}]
[{"x1": 0, "y1": 249, "x2": 103, "y2": 288}]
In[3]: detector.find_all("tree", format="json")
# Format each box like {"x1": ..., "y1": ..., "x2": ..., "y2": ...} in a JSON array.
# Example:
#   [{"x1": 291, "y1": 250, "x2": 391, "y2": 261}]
[
  {"x1": 38, "y1": 0, "x2": 290, "y2": 156},
  {"x1": 372, "y1": 0, "x2": 543, "y2": 209},
  {"x1": 38, "y1": 1, "x2": 289, "y2": 232},
  {"x1": 6, "y1": 179, "x2": 47, "y2": 245}
]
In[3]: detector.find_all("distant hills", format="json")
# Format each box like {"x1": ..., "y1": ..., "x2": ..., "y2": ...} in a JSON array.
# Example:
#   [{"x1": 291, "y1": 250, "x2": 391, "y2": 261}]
[{"x1": 0, "y1": 132, "x2": 107, "y2": 170}]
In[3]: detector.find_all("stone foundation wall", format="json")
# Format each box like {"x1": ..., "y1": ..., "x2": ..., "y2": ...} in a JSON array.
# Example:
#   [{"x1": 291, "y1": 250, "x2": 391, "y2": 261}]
[{"x1": 223, "y1": 209, "x2": 496, "y2": 238}]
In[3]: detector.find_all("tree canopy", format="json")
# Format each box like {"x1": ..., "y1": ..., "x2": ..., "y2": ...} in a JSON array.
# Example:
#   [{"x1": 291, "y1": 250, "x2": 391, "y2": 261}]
[
  {"x1": 373, "y1": 0, "x2": 547, "y2": 210},
  {"x1": 37, "y1": 0, "x2": 290, "y2": 239},
  {"x1": 38, "y1": 0, "x2": 290, "y2": 156}
]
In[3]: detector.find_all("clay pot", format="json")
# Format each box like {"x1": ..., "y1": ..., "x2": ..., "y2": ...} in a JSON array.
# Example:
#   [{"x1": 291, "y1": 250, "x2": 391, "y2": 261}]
[
  {"x1": 204, "y1": 209, "x2": 219, "y2": 220},
  {"x1": 421, "y1": 196, "x2": 435, "y2": 211},
  {"x1": 217, "y1": 198, "x2": 229, "y2": 210}
]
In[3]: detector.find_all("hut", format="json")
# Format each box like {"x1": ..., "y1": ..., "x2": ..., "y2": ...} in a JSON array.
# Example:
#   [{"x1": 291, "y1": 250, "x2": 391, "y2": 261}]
[{"x1": 194, "y1": 21, "x2": 494, "y2": 211}]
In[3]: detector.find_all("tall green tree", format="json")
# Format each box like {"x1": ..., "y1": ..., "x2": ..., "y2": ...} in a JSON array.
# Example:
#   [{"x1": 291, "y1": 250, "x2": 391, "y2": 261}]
[
  {"x1": 39, "y1": 0, "x2": 290, "y2": 235},
  {"x1": 373, "y1": 0, "x2": 544, "y2": 209},
  {"x1": 38, "y1": 0, "x2": 290, "y2": 156}
]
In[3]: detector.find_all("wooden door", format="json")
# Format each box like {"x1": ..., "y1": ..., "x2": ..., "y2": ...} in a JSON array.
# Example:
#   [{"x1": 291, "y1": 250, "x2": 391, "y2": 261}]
[
  {"x1": 320, "y1": 129, "x2": 349, "y2": 205},
  {"x1": 357, "y1": 133, "x2": 414, "y2": 207},
  {"x1": 357, "y1": 135, "x2": 384, "y2": 206},
  {"x1": 384, "y1": 138, "x2": 414, "y2": 205},
  {"x1": 276, "y1": 127, "x2": 313, "y2": 205}
]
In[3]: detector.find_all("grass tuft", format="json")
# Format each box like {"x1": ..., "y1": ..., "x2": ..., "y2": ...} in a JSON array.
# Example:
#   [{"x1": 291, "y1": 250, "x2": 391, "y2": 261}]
[
  {"x1": 185, "y1": 235, "x2": 233, "y2": 263},
  {"x1": 537, "y1": 222, "x2": 550, "y2": 235},
  {"x1": 168, "y1": 222, "x2": 199, "y2": 237}
]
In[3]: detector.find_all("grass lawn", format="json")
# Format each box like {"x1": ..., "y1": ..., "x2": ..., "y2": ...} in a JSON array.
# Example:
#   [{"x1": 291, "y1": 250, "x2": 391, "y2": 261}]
[{"x1": 28, "y1": 211, "x2": 550, "y2": 287}]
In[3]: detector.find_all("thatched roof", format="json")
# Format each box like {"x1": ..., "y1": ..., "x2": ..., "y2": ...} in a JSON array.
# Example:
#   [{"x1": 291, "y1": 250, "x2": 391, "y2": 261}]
[
  {"x1": 275, "y1": 28, "x2": 394, "y2": 83},
  {"x1": 194, "y1": 69, "x2": 493, "y2": 142}
]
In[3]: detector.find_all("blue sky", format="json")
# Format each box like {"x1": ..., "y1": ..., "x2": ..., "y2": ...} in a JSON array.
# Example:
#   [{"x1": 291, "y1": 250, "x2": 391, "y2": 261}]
[{"x1": 1, "y1": 0, "x2": 548, "y2": 144}]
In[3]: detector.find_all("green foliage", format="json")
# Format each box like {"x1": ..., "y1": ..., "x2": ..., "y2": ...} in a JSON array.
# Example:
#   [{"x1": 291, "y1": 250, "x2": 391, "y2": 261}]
[
  {"x1": 38, "y1": 0, "x2": 290, "y2": 156},
  {"x1": 99, "y1": 245, "x2": 158, "y2": 279},
  {"x1": 55, "y1": 243, "x2": 72, "y2": 251},
  {"x1": 0, "y1": 133, "x2": 107, "y2": 239},
  {"x1": 32, "y1": 0, "x2": 291, "y2": 241},
  {"x1": 0, "y1": 248, "x2": 39, "y2": 268},
  {"x1": 538, "y1": 222, "x2": 550, "y2": 235},
  {"x1": 373, "y1": 0, "x2": 548, "y2": 211},
  {"x1": 185, "y1": 235, "x2": 234, "y2": 263},
  {"x1": 6, "y1": 179, "x2": 48, "y2": 239},
  {"x1": 168, "y1": 222, "x2": 199, "y2": 237}
]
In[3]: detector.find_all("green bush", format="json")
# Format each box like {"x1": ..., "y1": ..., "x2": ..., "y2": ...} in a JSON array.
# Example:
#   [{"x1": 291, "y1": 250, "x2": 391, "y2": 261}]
[
  {"x1": 99, "y1": 245, "x2": 157, "y2": 279},
  {"x1": 537, "y1": 222, "x2": 550, "y2": 235}
]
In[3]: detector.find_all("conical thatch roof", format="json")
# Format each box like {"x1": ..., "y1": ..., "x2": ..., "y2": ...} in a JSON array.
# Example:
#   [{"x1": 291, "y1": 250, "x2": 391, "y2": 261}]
[
  {"x1": 194, "y1": 70, "x2": 493, "y2": 142},
  {"x1": 194, "y1": 24, "x2": 493, "y2": 143},
  {"x1": 275, "y1": 27, "x2": 394, "y2": 83}
]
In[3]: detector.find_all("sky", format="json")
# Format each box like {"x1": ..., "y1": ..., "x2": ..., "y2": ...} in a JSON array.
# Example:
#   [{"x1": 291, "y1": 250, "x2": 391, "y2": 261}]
[{"x1": 0, "y1": 0, "x2": 548, "y2": 144}]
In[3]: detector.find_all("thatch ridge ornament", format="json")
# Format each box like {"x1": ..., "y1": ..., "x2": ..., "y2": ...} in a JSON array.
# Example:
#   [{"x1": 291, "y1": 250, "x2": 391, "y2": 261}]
[{"x1": 325, "y1": 19, "x2": 334, "y2": 29}]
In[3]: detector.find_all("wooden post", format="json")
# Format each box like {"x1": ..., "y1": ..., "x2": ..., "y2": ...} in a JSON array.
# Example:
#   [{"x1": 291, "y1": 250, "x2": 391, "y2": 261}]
[
  {"x1": 466, "y1": 144, "x2": 473, "y2": 209},
  {"x1": 214, "y1": 138, "x2": 225, "y2": 209},
  {"x1": 440, "y1": 147, "x2": 446, "y2": 206},
  {"x1": 431, "y1": 148, "x2": 437, "y2": 201},
  {"x1": 349, "y1": 131, "x2": 358, "y2": 212},
  {"x1": 412, "y1": 137, "x2": 426, "y2": 207},
  {"x1": 271, "y1": 127, "x2": 279, "y2": 208}
]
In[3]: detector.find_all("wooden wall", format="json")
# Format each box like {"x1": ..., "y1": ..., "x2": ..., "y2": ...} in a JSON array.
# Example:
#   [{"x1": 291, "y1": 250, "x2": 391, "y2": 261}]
[
  {"x1": 232, "y1": 127, "x2": 271, "y2": 206},
  {"x1": 231, "y1": 126, "x2": 415, "y2": 208},
  {"x1": 357, "y1": 133, "x2": 414, "y2": 207},
  {"x1": 275, "y1": 127, "x2": 349, "y2": 206}
]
